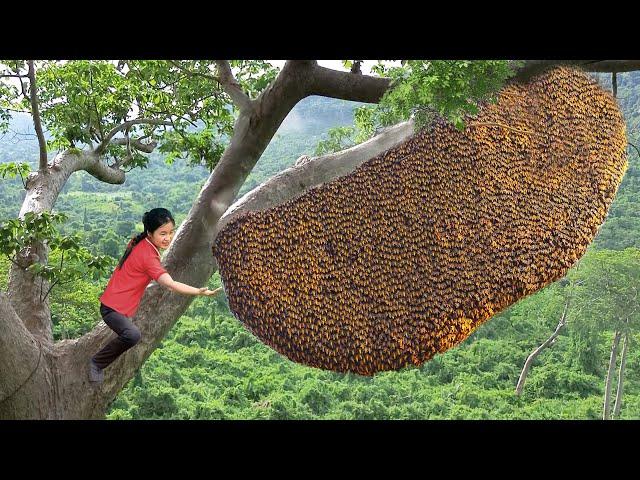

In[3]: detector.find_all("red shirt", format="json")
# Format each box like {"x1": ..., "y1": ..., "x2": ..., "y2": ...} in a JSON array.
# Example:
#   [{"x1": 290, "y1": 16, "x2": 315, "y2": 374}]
[{"x1": 100, "y1": 238, "x2": 168, "y2": 317}]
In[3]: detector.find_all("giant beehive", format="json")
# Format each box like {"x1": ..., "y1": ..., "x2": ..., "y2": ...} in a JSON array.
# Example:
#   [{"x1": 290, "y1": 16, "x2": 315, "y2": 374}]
[{"x1": 213, "y1": 67, "x2": 628, "y2": 375}]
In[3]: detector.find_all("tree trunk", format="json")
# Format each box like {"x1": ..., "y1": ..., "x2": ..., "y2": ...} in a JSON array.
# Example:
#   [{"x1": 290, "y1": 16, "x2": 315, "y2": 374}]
[
  {"x1": 612, "y1": 330, "x2": 629, "y2": 419},
  {"x1": 0, "y1": 292, "x2": 56, "y2": 418},
  {"x1": 7, "y1": 150, "x2": 124, "y2": 344},
  {"x1": 515, "y1": 300, "x2": 569, "y2": 396},
  {"x1": 603, "y1": 330, "x2": 622, "y2": 420}
]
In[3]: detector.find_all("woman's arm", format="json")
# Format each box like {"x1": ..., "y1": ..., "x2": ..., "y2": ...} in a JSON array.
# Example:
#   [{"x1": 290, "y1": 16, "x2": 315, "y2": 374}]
[{"x1": 156, "y1": 273, "x2": 222, "y2": 296}]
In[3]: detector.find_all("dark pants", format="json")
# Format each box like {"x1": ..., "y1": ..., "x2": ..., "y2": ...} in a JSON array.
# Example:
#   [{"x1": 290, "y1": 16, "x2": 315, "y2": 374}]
[{"x1": 91, "y1": 303, "x2": 142, "y2": 370}]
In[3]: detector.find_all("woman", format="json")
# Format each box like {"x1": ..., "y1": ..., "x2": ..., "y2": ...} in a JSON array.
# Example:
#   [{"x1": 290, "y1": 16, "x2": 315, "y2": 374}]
[{"x1": 89, "y1": 208, "x2": 220, "y2": 384}]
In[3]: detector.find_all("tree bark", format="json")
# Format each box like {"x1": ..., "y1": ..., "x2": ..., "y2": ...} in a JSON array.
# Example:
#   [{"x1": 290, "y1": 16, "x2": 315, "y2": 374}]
[
  {"x1": 218, "y1": 120, "x2": 415, "y2": 232},
  {"x1": 612, "y1": 330, "x2": 629, "y2": 419},
  {"x1": 2, "y1": 59, "x2": 640, "y2": 419},
  {"x1": 0, "y1": 292, "x2": 55, "y2": 419},
  {"x1": 26, "y1": 60, "x2": 48, "y2": 170},
  {"x1": 7, "y1": 150, "x2": 125, "y2": 343},
  {"x1": 515, "y1": 300, "x2": 569, "y2": 396},
  {"x1": 603, "y1": 330, "x2": 622, "y2": 420}
]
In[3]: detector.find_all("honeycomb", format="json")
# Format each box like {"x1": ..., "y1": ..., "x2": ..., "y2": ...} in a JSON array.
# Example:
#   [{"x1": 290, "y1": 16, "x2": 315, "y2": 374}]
[{"x1": 213, "y1": 67, "x2": 628, "y2": 375}]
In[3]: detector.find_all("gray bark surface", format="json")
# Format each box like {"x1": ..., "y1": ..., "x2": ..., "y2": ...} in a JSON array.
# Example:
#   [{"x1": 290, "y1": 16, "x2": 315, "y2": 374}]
[
  {"x1": 515, "y1": 301, "x2": 569, "y2": 396},
  {"x1": 603, "y1": 331, "x2": 622, "y2": 420},
  {"x1": 613, "y1": 330, "x2": 629, "y2": 419}
]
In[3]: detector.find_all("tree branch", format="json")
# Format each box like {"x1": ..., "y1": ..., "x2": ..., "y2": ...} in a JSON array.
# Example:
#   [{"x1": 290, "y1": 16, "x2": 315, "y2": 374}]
[
  {"x1": 2, "y1": 107, "x2": 30, "y2": 114},
  {"x1": 26, "y1": 61, "x2": 48, "y2": 170},
  {"x1": 7, "y1": 255, "x2": 26, "y2": 270},
  {"x1": 169, "y1": 60, "x2": 219, "y2": 83},
  {"x1": 613, "y1": 326, "x2": 629, "y2": 419},
  {"x1": 0, "y1": 292, "x2": 41, "y2": 403},
  {"x1": 215, "y1": 60, "x2": 252, "y2": 111},
  {"x1": 217, "y1": 120, "x2": 415, "y2": 233},
  {"x1": 96, "y1": 119, "x2": 172, "y2": 154},
  {"x1": 515, "y1": 300, "x2": 569, "y2": 396},
  {"x1": 604, "y1": 330, "x2": 622, "y2": 420},
  {"x1": 110, "y1": 137, "x2": 157, "y2": 153},
  {"x1": 306, "y1": 63, "x2": 392, "y2": 103},
  {"x1": 511, "y1": 60, "x2": 640, "y2": 82},
  {"x1": 302, "y1": 60, "x2": 640, "y2": 104},
  {"x1": 45, "y1": 149, "x2": 126, "y2": 186}
]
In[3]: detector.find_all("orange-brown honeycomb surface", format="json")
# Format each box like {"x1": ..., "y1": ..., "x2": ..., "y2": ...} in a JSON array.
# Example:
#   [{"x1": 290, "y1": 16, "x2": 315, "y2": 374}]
[{"x1": 213, "y1": 67, "x2": 628, "y2": 375}]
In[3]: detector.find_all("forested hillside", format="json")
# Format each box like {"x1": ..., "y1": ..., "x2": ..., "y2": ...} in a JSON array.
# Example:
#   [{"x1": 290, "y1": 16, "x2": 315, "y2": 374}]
[{"x1": 1, "y1": 73, "x2": 639, "y2": 419}]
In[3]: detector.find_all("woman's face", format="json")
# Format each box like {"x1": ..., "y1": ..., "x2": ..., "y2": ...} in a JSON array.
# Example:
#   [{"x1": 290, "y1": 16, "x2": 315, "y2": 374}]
[{"x1": 148, "y1": 221, "x2": 175, "y2": 251}]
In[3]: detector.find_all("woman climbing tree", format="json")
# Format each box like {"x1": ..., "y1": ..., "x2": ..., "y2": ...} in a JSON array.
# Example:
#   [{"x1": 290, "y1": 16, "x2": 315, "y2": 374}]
[{"x1": 90, "y1": 208, "x2": 221, "y2": 383}]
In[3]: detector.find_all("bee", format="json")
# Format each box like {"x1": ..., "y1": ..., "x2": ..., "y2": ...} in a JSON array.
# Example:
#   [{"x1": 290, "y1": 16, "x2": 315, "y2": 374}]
[{"x1": 213, "y1": 66, "x2": 627, "y2": 376}]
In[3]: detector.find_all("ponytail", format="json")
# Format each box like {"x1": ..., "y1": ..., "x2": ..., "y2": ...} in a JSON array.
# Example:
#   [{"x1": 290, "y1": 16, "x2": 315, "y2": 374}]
[
  {"x1": 118, "y1": 231, "x2": 147, "y2": 269},
  {"x1": 117, "y1": 208, "x2": 175, "y2": 269}
]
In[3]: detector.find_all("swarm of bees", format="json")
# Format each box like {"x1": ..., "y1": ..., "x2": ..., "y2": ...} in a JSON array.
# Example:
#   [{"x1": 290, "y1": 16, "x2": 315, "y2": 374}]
[{"x1": 213, "y1": 67, "x2": 628, "y2": 376}]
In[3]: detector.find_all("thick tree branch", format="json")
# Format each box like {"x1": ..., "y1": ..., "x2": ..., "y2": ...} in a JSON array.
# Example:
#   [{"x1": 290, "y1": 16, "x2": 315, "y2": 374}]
[
  {"x1": 26, "y1": 61, "x2": 48, "y2": 170},
  {"x1": 215, "y1": 60, "x2": 252, "y2": 111},
  {"x1": 307, "y1": 64, "x2": 391, "y2": 103},
  {"x1": 9, "y1": 148, "x2": 125, "y2": 342},
  {"x1": 43, "y1": 150, "x2": 126, "y2": 185},
  {"x1": 296, "y1": 59, "x2": 640, "y2": 125},
  {"x1": 0, "y1": 292, "x2": 41, "y2": 403},
  {"x1": 175, "y1": 60, "x2": 322, "y2": 233},
  {"x1": 96, "y1": 119, "x2": 172, "y2": 154},
  {"x1": 218, "y1": 120, "x2": 416, "y2": 233}
]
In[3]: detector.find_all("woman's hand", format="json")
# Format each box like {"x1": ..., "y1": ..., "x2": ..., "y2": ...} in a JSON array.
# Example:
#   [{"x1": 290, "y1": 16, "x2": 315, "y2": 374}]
[
  {"x1": 157, "y1": 273, "x2": 223, "y2": 297},
  {"x1": 198, "y1": 287, "x2": 223, "y2": 296}
]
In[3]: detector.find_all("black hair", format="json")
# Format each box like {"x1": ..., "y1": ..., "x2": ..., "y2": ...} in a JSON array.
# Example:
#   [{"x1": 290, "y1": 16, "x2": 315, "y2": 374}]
[{"x1": 117, "y1": 208, "x2": 175, "y2": 269}]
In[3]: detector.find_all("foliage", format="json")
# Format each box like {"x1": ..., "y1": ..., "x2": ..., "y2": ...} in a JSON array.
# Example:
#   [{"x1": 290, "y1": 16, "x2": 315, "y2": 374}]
[
  {"x1": 375, "y1": 60, "x2": 519, "y2": 129},
  {"x1": 0, "y1": 161, "x2": 30, "y2": 188},
  {"x1": 0, "y1": 211, "x2": 114, "y2": 301},
  {"x1": 49, "y1": 273, "x2": 106, "y2": 340},
  {"x1": 315, "y1": 126, "x2": 359, "y2": 156},
  {"x1": 0, "y1": 60, "x2": 277, "y2": 170},
  {"x1": 315, "y1": 60, "x2": 518, "y2": 155},
  {"x1": 570, "y1": 249, "x2": 640, "y2": 330}
]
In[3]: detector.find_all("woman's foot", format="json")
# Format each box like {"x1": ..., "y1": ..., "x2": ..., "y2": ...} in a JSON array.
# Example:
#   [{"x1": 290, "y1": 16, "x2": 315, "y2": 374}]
[{"x1": 88, "y1": 359, "x2": 104, "y2": 384}]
